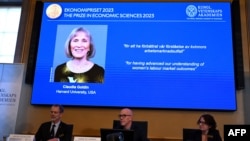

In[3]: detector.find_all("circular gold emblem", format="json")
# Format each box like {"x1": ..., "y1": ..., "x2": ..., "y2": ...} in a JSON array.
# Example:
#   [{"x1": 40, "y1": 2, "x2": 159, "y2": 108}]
[{"x1": 46, "y1": 4, "x2": 62, "y2": 19}]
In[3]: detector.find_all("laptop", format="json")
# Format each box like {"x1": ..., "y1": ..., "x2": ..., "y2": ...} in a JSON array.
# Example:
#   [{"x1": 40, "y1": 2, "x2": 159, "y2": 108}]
[
  {"x1": 183, "y1": 128, "x2": 200, "y2": 141},
  {"x1": 100, "y1": 128, "x2": 134, "y2": 141}
]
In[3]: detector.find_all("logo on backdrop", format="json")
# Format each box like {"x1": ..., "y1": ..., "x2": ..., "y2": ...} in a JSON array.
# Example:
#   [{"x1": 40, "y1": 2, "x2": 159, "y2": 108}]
[
  {"x1": 46, "y1": 3, "x2": 62, "y2": 19},
  {"x1": 186, "y1": 4, "x2": 223, "y2": 20},
  {"x1": 186, "y1": 5, "x2": 198, "y2": 17}
]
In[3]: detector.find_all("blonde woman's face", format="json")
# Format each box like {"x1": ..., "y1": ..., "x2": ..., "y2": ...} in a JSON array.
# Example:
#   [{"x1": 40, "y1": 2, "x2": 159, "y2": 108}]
[{"x1": 70, "y1": 31, "x2": 90, "y2": 59}]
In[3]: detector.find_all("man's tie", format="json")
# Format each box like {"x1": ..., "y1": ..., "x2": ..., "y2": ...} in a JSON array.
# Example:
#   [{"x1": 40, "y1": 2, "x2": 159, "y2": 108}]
[{"x1": 50, "y1": 124, "x2": 55, "y2": 137}]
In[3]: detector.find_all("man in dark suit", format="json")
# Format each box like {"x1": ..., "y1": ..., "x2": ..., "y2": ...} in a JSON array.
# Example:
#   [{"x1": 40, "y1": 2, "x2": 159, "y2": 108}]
[
  {"x1": 113, "y1": 108, "x2": 149, "y2": 141},
  {"x1": 35, "y1": 104, "x2": 72, "y2": 141}
]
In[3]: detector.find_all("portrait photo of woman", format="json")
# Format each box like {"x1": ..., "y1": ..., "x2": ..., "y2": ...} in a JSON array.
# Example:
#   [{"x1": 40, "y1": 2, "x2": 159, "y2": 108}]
[{"x1": 54, "y1": 26, "x2": 105, "y2": 83}]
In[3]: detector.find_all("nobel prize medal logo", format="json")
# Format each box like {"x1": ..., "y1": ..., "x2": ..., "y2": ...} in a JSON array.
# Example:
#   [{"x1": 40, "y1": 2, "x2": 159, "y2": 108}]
[{"x1": 46, "y1": 3, "x2": 62, "y2": 19}]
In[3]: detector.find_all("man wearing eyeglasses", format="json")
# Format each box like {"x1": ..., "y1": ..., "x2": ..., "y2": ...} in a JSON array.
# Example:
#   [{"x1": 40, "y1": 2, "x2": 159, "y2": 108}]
[{"x1": 114, "y1": 108, "x2": 149, "y2": 141}]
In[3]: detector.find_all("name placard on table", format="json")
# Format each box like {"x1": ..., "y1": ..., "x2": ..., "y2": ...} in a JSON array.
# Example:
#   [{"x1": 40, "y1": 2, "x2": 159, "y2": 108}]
[
  {"x1": 73, "y1": 136, "x2": 101, "y2": 141},
  {"x1": 7, "y1": 134, "x2": 34, "y2": 141}
]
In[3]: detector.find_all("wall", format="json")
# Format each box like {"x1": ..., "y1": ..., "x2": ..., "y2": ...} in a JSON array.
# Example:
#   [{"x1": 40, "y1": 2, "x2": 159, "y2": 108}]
[
  {"x1": 243, "y1": 0, "x2": 250, "y2": 124},
  {"x1": 14, "y1": 0, "x2": 249, "y2": 140}
]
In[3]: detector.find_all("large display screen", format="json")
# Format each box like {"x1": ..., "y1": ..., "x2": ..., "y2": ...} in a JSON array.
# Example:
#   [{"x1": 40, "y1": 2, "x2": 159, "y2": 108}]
[{"x1": 31, "y1": 1, "x2": 237, "y2": 110}]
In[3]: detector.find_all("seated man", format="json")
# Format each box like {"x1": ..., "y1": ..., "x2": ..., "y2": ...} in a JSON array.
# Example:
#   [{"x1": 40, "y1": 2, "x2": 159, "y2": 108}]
[
  {"x1": 113, "y1": 108, "x2": 149, "y2": 141},
  {"x1": 35, "y1": 104, "x2": 72, "y2": 141}
]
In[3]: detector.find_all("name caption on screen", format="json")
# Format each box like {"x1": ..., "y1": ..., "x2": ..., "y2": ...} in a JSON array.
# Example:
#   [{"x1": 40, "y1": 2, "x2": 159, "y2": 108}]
[
  {"x1": 55, "y1": 85, "x2": 96, "y2": 95},
  {"x1": 63, "y1": 85, "x2": 89, "y2": 89}
]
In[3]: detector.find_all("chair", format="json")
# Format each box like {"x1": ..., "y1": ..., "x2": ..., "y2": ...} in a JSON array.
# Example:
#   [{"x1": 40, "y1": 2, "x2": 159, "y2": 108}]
[
  {"x1": 68, "y1": 124, "x2": 74, "y2": 141},
  {"x1": 182, "y1": 128, "x2": 200, "y2": 141},
  {"x1": 113, "y1": 120, "x2": 148, "y2": 139}
]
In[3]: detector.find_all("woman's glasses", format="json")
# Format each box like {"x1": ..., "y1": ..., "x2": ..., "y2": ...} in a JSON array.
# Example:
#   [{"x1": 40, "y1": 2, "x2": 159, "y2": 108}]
[{"x1": 198, "y1": 121, "x2": 206, "y2": 124}]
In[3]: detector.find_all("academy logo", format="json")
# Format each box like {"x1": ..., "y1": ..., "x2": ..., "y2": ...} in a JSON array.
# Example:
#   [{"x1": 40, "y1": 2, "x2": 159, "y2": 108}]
[{"x1": 186, "y1": 5, "x2": 198, "y2": 18}]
